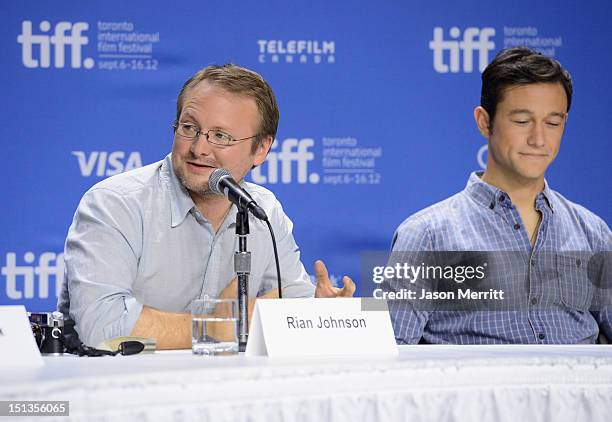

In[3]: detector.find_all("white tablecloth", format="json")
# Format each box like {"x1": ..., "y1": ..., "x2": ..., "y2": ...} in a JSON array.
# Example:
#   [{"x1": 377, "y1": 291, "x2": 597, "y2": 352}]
[{"x1": 2, "y1": 345, "x2": 612, "y2": 422}]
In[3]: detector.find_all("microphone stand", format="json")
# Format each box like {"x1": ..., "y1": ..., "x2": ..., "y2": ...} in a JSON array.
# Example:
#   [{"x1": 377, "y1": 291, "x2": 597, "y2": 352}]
[{"x1": 234, "y1": 209, "x2": 251, "y2": 352}]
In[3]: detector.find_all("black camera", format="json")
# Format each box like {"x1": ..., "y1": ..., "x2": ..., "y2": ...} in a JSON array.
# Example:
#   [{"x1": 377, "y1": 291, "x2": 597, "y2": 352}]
[
  {"x1": 29, "y1": 312, "x2": 64, "y2": 355},
  {"x1": 27, "y1": 312, "x2": 146, "y2": 357}
]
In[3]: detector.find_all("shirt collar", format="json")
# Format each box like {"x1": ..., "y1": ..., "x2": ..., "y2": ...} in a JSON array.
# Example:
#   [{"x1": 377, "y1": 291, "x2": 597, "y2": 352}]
[
  {"x1": 465, "y1": 171, "x2": 555, "y2": 213},
  {"x1": 160, "y1": 154, "x2": 196, "y2": 227},
  {"x1": 161, "y1": 154, "x2": 244, "y2": 228},
  {"x1": 540, "y1": 179, "x2": 556, "y2": 213}
]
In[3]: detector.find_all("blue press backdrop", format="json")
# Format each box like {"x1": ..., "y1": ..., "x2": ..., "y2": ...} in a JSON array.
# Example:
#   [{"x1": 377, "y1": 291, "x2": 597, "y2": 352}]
[{"x1": 2, "y1": 0, "x2": 610, "y2": 311}]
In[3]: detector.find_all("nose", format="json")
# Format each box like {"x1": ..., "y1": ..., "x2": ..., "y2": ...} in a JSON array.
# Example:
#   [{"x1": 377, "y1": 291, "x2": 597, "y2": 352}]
[
  {"x1": 189, "y1": 133, "x2": 213, "y2": 156},
  {"x1": 527, "y1": 121, "x2": 546, "y2": 148}
]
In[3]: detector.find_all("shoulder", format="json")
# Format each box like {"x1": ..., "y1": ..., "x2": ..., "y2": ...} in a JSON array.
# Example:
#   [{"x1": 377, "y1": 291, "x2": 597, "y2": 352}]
[
  {"x1": 242, "y1": 181, "x2": 286, "y2": 218},
  {"x1": 549, "y1": 189, "x2": 611, "y2": 250},
  {"x1": 242, "y1": 182, "x2": 294, "y2": 231},
  {"x1": 393, "y1": 191, "x2": 475, "y2": 251},
  {"x1": 550, "y1": 189, "x2": 607, "y2": 226},
  {"x1": 85, "y1": 159, "x2": 164, "y2": 198},
  {"x1": 74, "y1": 159, "x2": 165, "y2": 225},
  {"x1": 242, "y1": 181, "x2": 279, "y2": 207},
  {"x1": 392, "y1": 190, "x2": 490, "y2": 251}
]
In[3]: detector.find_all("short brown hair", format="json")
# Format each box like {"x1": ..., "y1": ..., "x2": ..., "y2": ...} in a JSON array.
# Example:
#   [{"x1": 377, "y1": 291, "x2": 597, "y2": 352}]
[
  {"x1": 175, "y1": 64, "x2": 279, "y2": 153},
  {"x1": 481, "y1": 47, "x2": 573, "y2": 130}
]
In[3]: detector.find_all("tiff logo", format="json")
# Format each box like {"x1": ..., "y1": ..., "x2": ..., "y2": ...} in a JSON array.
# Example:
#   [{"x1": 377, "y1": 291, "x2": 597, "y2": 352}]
[
  {"x1": 251, "y1": 138, "x2": 319, "y2": 184},
  {"x1": 72, "y1": 151, "x2": 143, "y2": 177},
  {"x1": 17, "y1": 20, "x2": 94, "y2": 69},
  {"x1": 429, "y1": 27, "x2": 495, "y2": 73},
  {"x1": 2, "y1": 252, "x2": 64, "y2": 300}
]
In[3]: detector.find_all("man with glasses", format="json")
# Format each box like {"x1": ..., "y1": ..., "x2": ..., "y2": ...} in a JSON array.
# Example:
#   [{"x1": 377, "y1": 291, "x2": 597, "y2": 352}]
[{"x1": 59, "y1": 64, "x2": 354, "y2": 349}]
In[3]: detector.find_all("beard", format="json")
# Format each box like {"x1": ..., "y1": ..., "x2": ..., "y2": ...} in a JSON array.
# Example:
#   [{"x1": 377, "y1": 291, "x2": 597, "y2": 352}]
[{"x1": 174, "y1": 162, "x2": 222, "y2": 199}]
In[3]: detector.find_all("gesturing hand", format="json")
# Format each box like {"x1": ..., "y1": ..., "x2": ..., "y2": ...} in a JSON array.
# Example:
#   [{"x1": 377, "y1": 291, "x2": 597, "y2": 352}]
[{"x1": 313, "y1": 260, "x2": 356, "y2": 298}]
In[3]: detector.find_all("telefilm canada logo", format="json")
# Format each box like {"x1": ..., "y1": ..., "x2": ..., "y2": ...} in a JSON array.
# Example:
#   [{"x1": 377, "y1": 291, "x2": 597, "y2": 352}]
[
  {"x1": 429, "y1": 27, "x2": 495, "y2": 73},
  {"x1": 257, "y1": 39, "x2": 335, "y2": 64}
]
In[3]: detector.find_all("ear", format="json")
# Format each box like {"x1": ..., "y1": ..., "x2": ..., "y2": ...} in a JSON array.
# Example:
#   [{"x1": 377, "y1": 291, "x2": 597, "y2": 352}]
[
  {"x1": 253, "y1": 135, "x2": 273, "y2": 166},
  {"x1": 474, "y1": 106, "x2": 490, "y2": 138}
]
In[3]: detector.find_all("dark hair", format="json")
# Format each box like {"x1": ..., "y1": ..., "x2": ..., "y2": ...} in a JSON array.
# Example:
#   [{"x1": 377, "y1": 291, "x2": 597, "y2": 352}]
[
  {"x1": 176, "y1": 64, "x2": 279, "y2": 153},
  {"x1": 481, "y1": 47, "x2": 572, "y2": 129}
]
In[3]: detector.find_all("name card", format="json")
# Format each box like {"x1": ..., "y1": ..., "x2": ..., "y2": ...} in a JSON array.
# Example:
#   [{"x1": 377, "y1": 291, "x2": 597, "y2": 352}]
[
  {"x1": 245, "y1": 298, "x2": 398, "y2": 357},
  {"x1": 0, "y1": 306, "x2": 44, "y2": 369}
]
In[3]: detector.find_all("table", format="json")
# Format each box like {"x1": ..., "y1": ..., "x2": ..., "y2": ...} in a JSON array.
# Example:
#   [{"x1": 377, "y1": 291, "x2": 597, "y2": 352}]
[{"x1": 2, "y1": 345, "x2": 612, "y2": 422}]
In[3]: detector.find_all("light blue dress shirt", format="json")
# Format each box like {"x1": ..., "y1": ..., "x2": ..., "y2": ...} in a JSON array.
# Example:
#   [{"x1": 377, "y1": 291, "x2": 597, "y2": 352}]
[{"x1": 59, "y1": 154, "x2": 314, "y2": 346}]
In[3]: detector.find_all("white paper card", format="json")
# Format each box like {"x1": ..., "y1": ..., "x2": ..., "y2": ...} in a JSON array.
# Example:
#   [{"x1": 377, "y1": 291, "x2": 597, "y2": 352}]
[
  {"x1": 245, "y1": 298, "x2": 398, "y2": 357},
  {"x1": 0, "y1": 306, "x2": 44, "y2": 369}
]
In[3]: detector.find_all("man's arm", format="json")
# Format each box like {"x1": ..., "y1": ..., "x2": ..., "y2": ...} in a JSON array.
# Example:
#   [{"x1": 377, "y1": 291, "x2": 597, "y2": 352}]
[
  {"x1": 62, "y1": 188, "x2": 144, "y2": 347},
  {"x1": 592, "y1": 219, "x2": 612, "y2": 341},
  {"x1": 131, "y1": 279, "x2": 280, "y2": 349},
  {"x1": 131, "y1": 306, "x2": 191, "y2": 349},
  {"x1": 385, "y1": 216, "x2": 434, "y2": 344},
  {"x1": 593, "y1": 309, "x2": 612, "y2": 342}
]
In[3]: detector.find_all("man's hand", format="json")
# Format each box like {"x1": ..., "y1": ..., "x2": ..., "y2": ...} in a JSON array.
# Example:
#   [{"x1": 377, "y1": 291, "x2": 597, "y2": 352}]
[{"x1": 314, "y1": 260, "x2": 356, "y2": 298}]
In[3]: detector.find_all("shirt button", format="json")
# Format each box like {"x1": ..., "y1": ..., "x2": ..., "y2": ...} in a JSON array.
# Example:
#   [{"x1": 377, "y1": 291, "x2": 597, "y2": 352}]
[
  {"x1": 531, "y1": 297, "x2": 538, "y2": 305},
  {"x1": 530, "y1": 259, "x2": 536, "y2": 266},
  {"x1": 576, "y1": 259, "x2": 582, "y2": 267},
  {"x1": 538, "y1": 333, "x2": 546, "y2": 340},
  {"x1": 513, "y1": 223, "x2": 521, "y2": 230}
]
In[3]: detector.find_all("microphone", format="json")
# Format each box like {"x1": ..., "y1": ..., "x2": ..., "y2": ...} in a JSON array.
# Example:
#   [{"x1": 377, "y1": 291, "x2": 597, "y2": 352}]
[{"x1": 208, "y1": 168, "x2": 268, "y2": 221}]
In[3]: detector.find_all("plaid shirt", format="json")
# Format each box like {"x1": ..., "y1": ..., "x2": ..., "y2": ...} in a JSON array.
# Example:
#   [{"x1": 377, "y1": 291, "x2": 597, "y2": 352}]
[{"x1": 390, "y1": 172, "x2": 612, "y2": 344}]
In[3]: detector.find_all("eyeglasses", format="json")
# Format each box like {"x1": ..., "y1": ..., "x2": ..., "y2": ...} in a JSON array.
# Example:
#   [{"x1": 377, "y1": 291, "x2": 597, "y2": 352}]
[{"x1": 172, "y1": 122, "x2": 259, "y2": 146}]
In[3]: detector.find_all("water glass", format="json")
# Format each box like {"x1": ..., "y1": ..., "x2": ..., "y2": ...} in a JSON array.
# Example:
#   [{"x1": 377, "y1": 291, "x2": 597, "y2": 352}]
[{"x1": 191, "y1": 298, "x2": 238, "y2": 355}]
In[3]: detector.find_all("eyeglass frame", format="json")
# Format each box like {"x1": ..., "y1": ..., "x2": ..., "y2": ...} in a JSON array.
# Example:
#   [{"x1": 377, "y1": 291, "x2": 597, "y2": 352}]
[{"x1": 172, "y1": 121, "x2": 261, "y2": 147}]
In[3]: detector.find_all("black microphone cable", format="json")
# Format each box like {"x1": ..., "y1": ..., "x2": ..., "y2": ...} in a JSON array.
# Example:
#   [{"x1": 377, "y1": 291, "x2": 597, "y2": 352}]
[{"x1": 264, "y1": 219, "x2": 282, "y2": 298}]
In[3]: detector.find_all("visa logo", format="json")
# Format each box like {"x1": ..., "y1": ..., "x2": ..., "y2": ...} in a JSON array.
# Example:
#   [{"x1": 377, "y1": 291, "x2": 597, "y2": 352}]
[{"x1": 72, "y1": 151, "x2": 142, "y2": 177}]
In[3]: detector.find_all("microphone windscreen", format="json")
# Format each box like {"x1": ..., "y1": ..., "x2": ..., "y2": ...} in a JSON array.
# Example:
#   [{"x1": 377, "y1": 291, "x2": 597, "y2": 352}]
[{"x1": 208, "y1": 168, "x2": 232, "y2": 194}]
